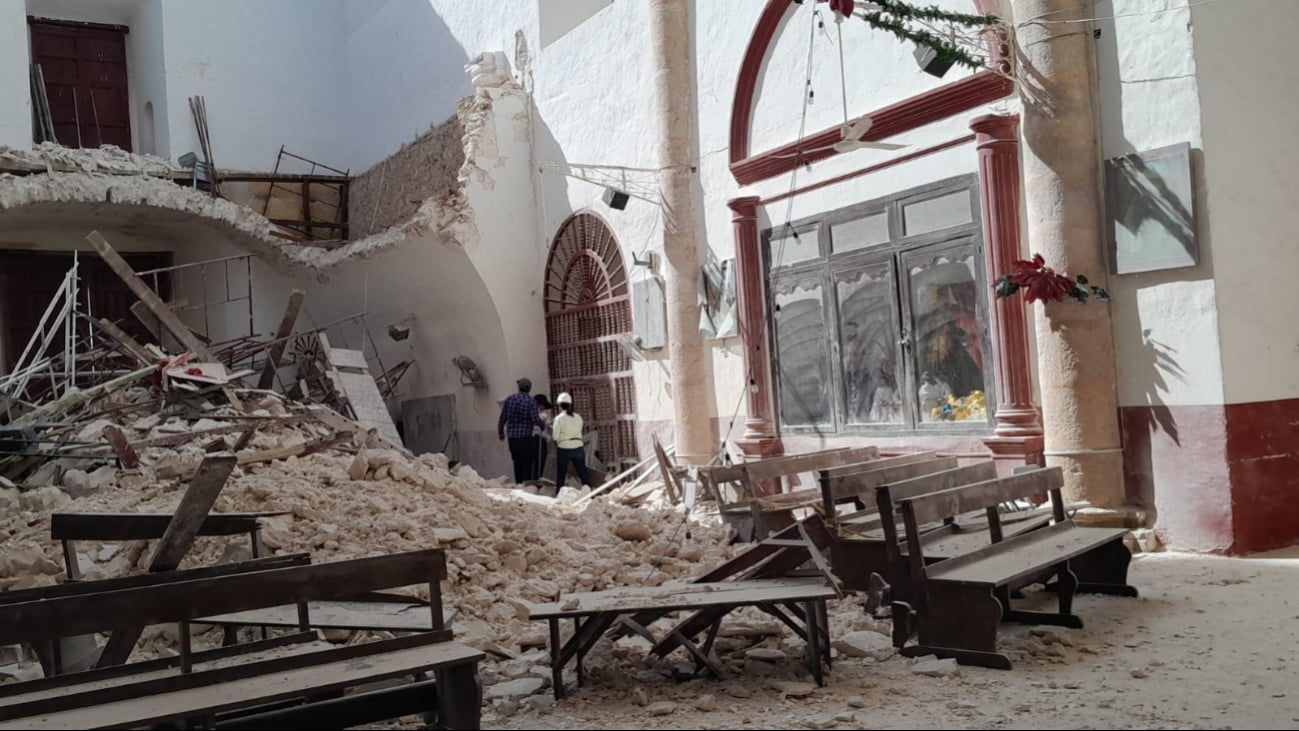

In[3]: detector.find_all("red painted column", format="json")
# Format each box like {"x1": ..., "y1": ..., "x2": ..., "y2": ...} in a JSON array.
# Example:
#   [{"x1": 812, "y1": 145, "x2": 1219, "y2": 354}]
[
  {"x1": 971, "y1": 114, "x2": 1045, "y2": 472},
  {"x1": 728, "y1": 196, "x2": 785, "y2": 476}
]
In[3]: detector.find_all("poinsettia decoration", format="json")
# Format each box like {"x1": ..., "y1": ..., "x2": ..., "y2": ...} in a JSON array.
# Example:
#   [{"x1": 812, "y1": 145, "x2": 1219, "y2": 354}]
[{"x1": 994, "y1": 254, "x2": 1111, "y2": 304}]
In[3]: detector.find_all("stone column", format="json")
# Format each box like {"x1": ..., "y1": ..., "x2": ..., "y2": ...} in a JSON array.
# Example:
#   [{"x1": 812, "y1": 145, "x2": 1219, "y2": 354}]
[
  {"x1": 1012, "y1": 0, "x2": 1128, "y2": 516},
  {"x1": 649, "y1": 0, "x2": 713, "y2": 465},
  {"x1": 728, "y1": 196, "x2": 784, "y2": 476},
  {"x1": 972, "y1": 114, "x2": 1045, "y2": 474}
]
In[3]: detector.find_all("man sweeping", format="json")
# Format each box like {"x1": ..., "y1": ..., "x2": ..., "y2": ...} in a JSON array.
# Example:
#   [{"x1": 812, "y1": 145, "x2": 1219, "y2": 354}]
[{"x1": 498, "y1": 378, "x2": 544, "y2": 484}]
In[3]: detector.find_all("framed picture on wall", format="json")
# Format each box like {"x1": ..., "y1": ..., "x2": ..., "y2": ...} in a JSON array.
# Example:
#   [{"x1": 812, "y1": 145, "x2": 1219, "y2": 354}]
[{"x1": 1105, "y1": 142, "x2": 1198, "y2": 275}]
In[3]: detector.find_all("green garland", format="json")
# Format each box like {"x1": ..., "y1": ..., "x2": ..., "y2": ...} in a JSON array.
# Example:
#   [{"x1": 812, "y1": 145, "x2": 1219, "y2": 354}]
[{"x1": 859, "y1": 1, "x2": 1001, "y2": 72}]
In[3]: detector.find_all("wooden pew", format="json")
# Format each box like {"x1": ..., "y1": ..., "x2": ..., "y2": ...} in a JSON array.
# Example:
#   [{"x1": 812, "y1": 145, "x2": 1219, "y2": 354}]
[
  {"x1": 891, "y1": 467, "x2": 1136, "y2": 669},
  {"x1": 0, "y1": 550, "x2": 483, "y2": 730}
]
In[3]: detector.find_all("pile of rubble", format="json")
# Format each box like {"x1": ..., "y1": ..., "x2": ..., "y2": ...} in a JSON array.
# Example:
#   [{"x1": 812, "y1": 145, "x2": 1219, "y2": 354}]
[{"x1": 0, "y1": 386, "x2": 736, "y2": 661}]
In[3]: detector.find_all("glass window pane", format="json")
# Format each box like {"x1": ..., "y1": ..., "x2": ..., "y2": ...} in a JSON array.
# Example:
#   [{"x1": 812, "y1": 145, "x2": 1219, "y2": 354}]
[
  {"x1": 773, "y1": 275, "x2": 832, "y2": 428},
  {"x1": 903, "y1": 190, "x2": 971, "y2": 236},
  {"x1": 832, "y1": 213, "x2": 889, "y2": 253},
  {"x1": 905, "y1": 248, "x2": 988, "y2": 424},
  {"x1": 836, "y1": 263, "x2": 903, "y2": 424},
  {"x1": 769, "y1": 227, "x2": 820, "y2": 267}
]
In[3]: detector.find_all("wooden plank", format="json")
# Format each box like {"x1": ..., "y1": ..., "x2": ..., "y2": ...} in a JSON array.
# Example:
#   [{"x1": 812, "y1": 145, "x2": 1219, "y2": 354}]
[
  {"x1": 0, "y1": 635, "x2": 481, "y2": 730},
  {"x1": 88, "y1": 232, "x2": 212, "y2": 361},
  {"x1": 95, "y1": 454, "x2": 240, "y2": 668},
  {"x1": 100, "y1": 426, "x2": 139, "y2": 469},
  {"x1": 525, "y1": 578, "x2": 836, "y2": 619},
  {"x1": 0, "y1": 633, "x2": 317, "y2": 702},
  {"x1": 819, "y1": 450, "x2": 938, "y2": 478},
  {"x1": 256, "y1": 289, "x2": 305, "y2": 390},
  {"x1": 0, "y1": 550, "x2": 447, "y2": 646},
  {"x1": 883, "y1": 462, "x2": 999, "y2": 505},
  {"x1": 820, "y1": 454, "x2": 955, "y2": 503},
  {"x1": 94, "y1": 318, "x2": 153, "y2": 364},
  {"x1": 743, "y1": 446, "x2": 880, "y2": 482},
  {"x1": 0, "y1": 636, "x2": 332, "y2": 711},
  {"x1": 50, "y1": 512, "x2": 285, "y2": 541},
  {"x1": 652, "y1": 435, "x2": 680, "y2": 503},
  {"x1": 129, "y1": 300, "x2": 160, "y2": 342},
  {"x1": 198, "y1": 601, "x2": 455, "y2": 633},
  {"x1": 926, "y1": 522, "x2": 1129, "y2": 586},
  {"x1": 0, "y1": 555, "x2": 309, "y2": 607},
  {"x1": 900, "y1": 467, "x2": 1064, "y2": 527},
  {"x1": 149, "y1": 456, "x2": 238, "y2": 570}
]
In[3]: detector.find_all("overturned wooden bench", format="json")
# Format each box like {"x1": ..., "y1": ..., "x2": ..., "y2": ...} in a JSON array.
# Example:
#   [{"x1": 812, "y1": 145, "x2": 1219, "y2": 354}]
[
  {"x1": 699, "y1": 446, "x2": 881, "y2": 541},
  {"x1": 892, "y1": 466, "x2": 1137, "y2": 669},
  {"x1": 525, "y1": 577, "x2": 838, "y2": 700},
  {"x1": 0, "y1": 549, "x2": 483, "y2": 729}
]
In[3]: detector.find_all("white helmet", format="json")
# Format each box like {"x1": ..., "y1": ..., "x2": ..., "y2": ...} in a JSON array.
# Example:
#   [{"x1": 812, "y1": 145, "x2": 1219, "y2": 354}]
[{"x1": 556, "y1": 392, "x2": 573, "y2": 405}]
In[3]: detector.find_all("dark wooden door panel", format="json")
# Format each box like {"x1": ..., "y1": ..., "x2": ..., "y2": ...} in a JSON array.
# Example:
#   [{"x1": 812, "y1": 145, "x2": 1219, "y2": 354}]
[{"x1": 29, "y1": 19, "x2": 131, "y2": 151}]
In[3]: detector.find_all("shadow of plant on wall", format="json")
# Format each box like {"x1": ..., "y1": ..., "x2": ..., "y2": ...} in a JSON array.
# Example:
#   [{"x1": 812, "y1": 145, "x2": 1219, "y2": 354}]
[{"x1": 1131, "y1": 328, "x2": 1188, "y2": 446}]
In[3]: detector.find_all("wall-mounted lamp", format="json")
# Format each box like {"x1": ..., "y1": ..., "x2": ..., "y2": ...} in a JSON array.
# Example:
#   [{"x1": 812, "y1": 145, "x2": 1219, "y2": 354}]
[
  {"x1": 387, "y1": 324, "x2": 411, "y2": 342},
  {"x1": 602, "y1": 186, "x2": 630, "y2": 211}
]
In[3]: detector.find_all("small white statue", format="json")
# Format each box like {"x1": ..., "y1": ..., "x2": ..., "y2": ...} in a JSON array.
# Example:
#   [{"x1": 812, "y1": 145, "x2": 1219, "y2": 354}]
[{"x1": 465, "y1": 51, "x2": 512, "y2": 88}]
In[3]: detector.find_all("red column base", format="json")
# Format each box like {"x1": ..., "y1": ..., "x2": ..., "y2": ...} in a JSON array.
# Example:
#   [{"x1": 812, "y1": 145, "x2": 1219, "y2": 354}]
[{"x1": 983, "y1": 435, "x2": 1045, "y2": 477}]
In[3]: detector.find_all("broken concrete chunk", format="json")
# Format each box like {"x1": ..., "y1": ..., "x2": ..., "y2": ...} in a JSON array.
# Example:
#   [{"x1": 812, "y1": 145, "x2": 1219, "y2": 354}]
[
  {"x1": 347, "y1": 451, "x2": 369, "y2": 480},
  {"x1": 646, "y1": 701, "x2": 678, "y2": 717},
  {"x1": 613, "y1": 522, "x2": 652, "y2": 542},
  {"x1": 832, "y1": 630, "x2": 896, "y2": 661},
  {"x1": 693, "y1": 693, "x2": 717, "y2": 712},
  {"x1": 485, "y1": 677, "x2": 545, "y2": 701},
  {"x1": 911, "y1": 656, "x2": 960, "y2": 677},
  {"x1": 745, "y1": 647, "x2": 788, "y2": 662}
]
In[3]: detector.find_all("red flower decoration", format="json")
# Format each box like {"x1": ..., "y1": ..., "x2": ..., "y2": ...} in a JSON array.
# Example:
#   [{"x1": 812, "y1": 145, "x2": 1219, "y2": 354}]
[
  {"x1": 1005, "y1": 254, "x2": 1075, "y2": 304},
  {"x1": 818, "y1": 0, "x2": 856, "y2": 20}
]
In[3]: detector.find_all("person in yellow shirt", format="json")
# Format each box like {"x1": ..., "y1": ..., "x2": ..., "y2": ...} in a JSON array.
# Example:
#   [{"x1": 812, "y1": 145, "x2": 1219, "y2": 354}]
[{"x1": 551, "y1": 392, "x2": 590, "y2": 488}]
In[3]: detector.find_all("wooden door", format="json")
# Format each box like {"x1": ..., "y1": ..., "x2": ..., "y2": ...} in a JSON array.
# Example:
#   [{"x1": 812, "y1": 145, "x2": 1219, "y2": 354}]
[{"x1": 29, "y1": 18, "x2": 132, "y2": 150}]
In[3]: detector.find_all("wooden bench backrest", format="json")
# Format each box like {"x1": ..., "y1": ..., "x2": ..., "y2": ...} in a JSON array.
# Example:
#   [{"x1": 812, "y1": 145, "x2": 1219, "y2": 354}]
[
  {"x1": 0, "y1": 554, "x2": 310, "y2": 608},
  {"x1": 742, "y1": 446, "x2": 880, "y2": 482},
  {"x1": 0, "y1": 550, "x2": 447, "y2": 646},
  {"x1": 700, "y1": 447, "x2": 854, "y2": 485},
  {"x1": 874, "y1": 462, "x2": 999, "y2": 556},
  {"x1": 899, "y1": 466, "x2": 1065, "y2": 528},
  {"x1": 817, "y1": 453, "x2": 948, "y2": 505},
  {"x1": 50, "y1": 512, "x2": 284, "y2": 541}
]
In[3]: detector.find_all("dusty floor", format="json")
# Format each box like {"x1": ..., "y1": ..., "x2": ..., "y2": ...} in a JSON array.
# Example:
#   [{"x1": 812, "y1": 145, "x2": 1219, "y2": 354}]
[{"x1": 486, "y1": 549, "x2": 1299, "y2": 730}]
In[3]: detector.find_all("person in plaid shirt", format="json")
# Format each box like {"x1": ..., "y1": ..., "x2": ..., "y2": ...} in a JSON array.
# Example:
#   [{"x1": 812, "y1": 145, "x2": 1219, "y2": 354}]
[{"x1": 498, "y1": 378, "x2": 545, "y2": 483}]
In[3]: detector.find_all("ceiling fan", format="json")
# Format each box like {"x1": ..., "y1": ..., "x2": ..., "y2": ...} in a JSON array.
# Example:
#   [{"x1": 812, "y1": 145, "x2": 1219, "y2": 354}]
[{"x1": 832, "y1": 117, "x2": 907, "y2": 153}]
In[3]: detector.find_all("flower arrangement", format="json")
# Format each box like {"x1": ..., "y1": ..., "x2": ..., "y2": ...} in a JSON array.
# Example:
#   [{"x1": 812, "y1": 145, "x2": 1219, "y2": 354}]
[
  {"x1": 994, "y1": 254, "x2": 1111, "y2": 305},
  {"x1": 930, "y1": 390, "x2": 986, "y2": 422}
]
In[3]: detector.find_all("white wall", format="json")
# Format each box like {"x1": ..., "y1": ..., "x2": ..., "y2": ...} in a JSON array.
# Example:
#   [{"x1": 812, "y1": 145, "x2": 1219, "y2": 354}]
[
  {"x1": 0, "y1": 1, "x2": 30, "y2": 149},
  {"x1": 1191, "y1": 0, "x2": 1299, "y2": 405},
  {"x1": 344, "y1": 0, "x2": 540, "y2": 173},
  {"x1": 1093, "y1": 0, "x2": 1223, "y2": 411},
  {"x1": 126, "y1": 0, "x2": 167, "y2": 157},
  {"x1": 157, "y1": 0, "x2": 347, "y2": 172}
]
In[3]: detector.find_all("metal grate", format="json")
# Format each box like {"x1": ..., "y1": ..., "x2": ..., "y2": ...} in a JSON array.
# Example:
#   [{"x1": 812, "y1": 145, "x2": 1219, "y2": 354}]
[{"x1": 544, "y1": 212, "x2": 639, "y2": 467}]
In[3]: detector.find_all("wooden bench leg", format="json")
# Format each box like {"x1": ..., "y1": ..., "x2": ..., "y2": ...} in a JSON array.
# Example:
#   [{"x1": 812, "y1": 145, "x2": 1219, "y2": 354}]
[
  {"x1": 804, "y1": 600, "x2": 825, "y2": 686},
  {"x1": 1068, "y1": 538, "x2": 1139, "y2": 597},
  {"x1": 1003, "y1": 566, "x2": 1084, "y2": 630},
  {"x1": 549, "y1": 618, "x2": 564, "y2": 700},
  {"x1": 436, "y1": 662, "x2": 483, "y2": 730},
  {"x1": 909, "y1": 584, "x2": 1011, "y2": 670}
]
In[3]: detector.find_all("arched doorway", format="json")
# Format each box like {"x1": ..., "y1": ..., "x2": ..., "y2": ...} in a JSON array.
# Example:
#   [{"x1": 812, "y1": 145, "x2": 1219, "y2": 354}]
[{"x1": 544, "y1": 212, "x2": 639, "y2": 471}]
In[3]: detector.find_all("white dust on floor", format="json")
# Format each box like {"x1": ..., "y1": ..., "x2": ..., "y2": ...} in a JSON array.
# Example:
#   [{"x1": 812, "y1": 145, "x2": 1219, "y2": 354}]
[{"x1": 488, "y1": 552, "x2": 1299, "y2": 730}]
